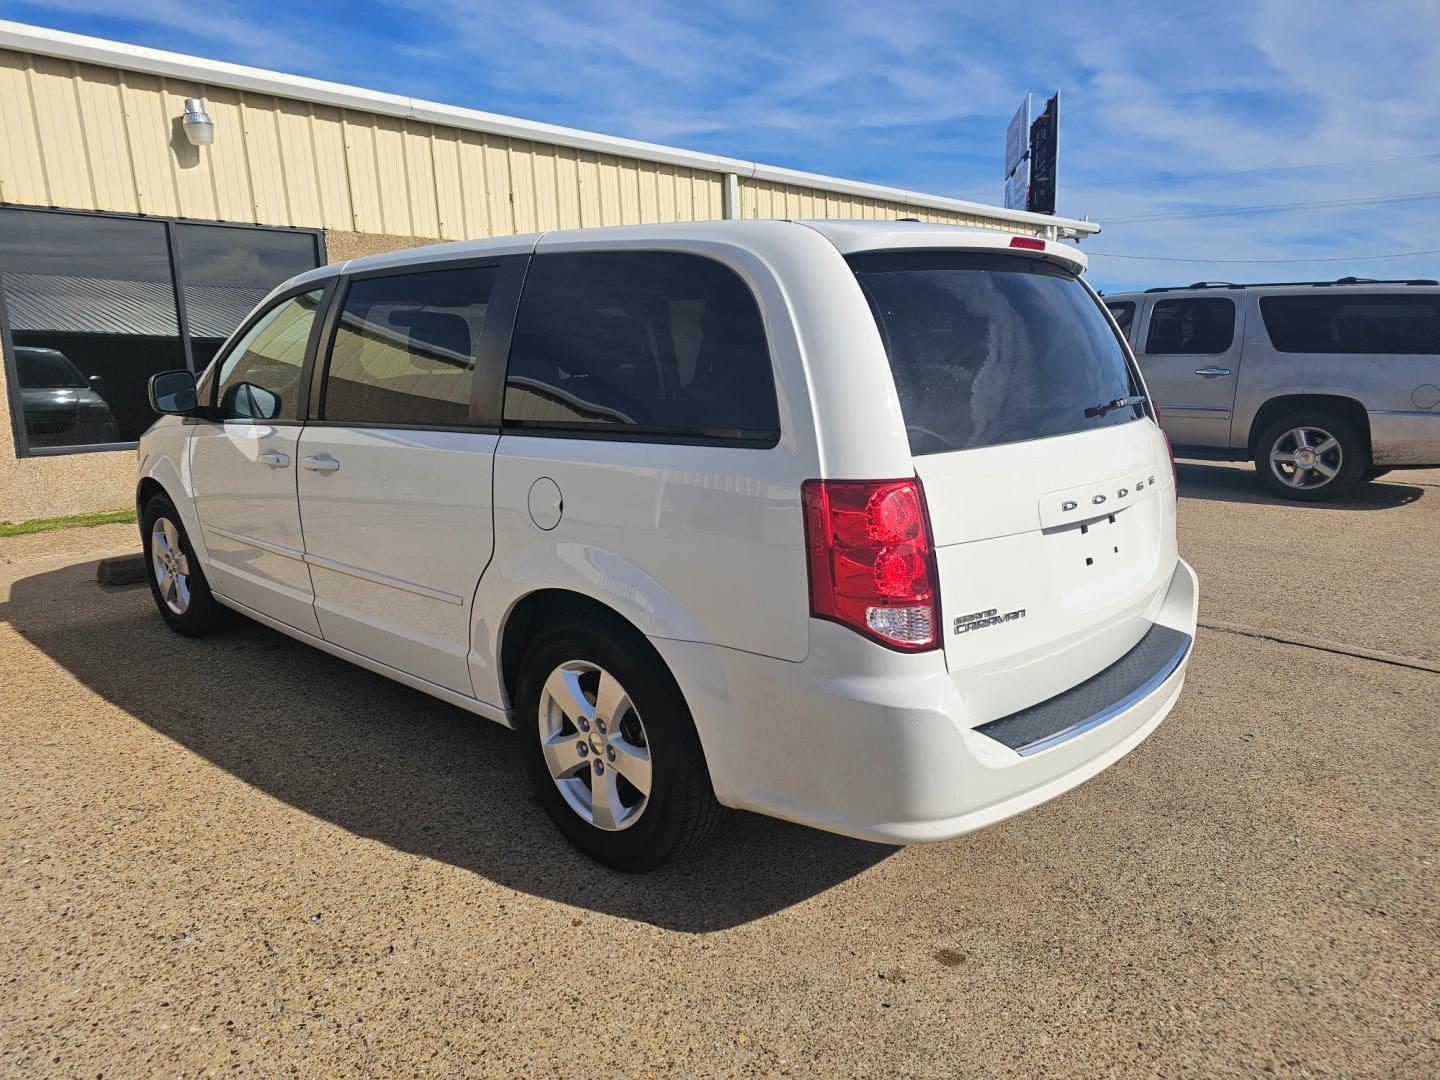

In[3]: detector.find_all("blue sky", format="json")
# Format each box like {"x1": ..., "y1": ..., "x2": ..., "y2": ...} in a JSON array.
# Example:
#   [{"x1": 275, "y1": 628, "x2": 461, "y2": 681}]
[{"x1": 6, "y1": 0, "x2": 1440, "y2": 291}]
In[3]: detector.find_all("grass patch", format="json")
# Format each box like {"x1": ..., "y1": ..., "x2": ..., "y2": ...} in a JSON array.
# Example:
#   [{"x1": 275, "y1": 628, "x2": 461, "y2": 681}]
[{"x1": 0, "y1": 509, "x2": 137, "y2": 537}]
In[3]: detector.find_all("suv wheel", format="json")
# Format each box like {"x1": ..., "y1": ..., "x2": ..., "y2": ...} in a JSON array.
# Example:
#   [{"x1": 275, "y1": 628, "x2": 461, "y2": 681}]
[
  {"x1": 515, "y1": 609, "x2": 721, "y2": 871},
  {"x1": 1255, "y1": 412, "x2": 1366, "y2": 502},
  {"x1": 141, "y1": 494, "x2": 231, "y2": 636}
]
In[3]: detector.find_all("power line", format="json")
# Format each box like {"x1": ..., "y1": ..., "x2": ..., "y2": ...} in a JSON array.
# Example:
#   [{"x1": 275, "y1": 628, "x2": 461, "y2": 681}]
[
  {"x1": 1105, "y1": 190, "x2": 1440, "y2": 224},
  {"x1": 1084, "y1": 248, "x2": 1440, "y2": 264}
]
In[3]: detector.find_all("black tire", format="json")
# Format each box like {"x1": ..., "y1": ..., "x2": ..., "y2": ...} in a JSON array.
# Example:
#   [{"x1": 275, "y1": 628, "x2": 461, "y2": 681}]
[
  {"x1": 140, "y1": 494, "x2": 231, "y2": 637},
  {"x1": 1362, "y1": 467, "x2": 1392, "y2": 482},
  {"x1": 1254, "y1": 411, "x2": 1367, "y2": 502},
  {"x1": 515, "y1": 608, "x2": 721, "y2": 871}
]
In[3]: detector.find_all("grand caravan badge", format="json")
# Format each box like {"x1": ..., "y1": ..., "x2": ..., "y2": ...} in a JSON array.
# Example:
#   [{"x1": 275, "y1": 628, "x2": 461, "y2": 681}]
[{"x1": 953, "y1": 606, "x2": 1027, "y2": 635}]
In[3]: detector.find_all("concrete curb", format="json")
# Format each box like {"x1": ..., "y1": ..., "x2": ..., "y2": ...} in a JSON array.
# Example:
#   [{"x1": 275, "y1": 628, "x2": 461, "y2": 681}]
[{"x1": 96, "y1": 554, "x2": 147, "y2": 586}]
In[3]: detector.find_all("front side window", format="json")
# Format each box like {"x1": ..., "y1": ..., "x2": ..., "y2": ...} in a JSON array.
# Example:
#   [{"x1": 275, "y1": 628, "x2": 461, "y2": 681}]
[
  {"x1": 1260, "y1": 294, "x2": 1440, "y2": 354},
  {"x1": 1145, "y1": 297, "x2": 1236, "y2": 354},
  {"x1": 215, "y1": 291, "x2": 322, "y2": 421},
  {"x1": 322, "y1": 267, "x2": 495, "y2": 426},
  {"x1": 503, "y1": 251, "x2": 779, "y2": 442},
  {"x1": 0, "y1": 208, "x2": 183, "y2": 448},
  {"x1": 850, "y1": 252, "x2": 1143, "y2": 456}
]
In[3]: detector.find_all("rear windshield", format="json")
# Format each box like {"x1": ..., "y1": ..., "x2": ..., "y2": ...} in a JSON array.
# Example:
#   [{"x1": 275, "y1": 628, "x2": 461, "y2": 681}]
[{"x1": 849, "y1": 252, "x2": 1144, "y2": 455}]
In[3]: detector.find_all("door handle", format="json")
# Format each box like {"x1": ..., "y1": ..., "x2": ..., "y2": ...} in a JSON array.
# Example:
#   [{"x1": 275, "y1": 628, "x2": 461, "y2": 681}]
[
  {"x1": 302, "y1": 454, "x2": 341, "y2": 473},
  {"x1": 257, "y1": 449, "x2": 290, "y2": 468},
  {"x1": 1193, "y1": 366, "x2": 1231, "y2": 378}
]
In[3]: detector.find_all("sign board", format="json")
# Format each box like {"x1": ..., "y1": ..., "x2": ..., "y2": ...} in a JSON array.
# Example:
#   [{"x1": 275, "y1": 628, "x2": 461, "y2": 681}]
[
  {"x1": 1003, "y1": 93, "x2": 1031, "y2": 211},
  {"x1": 1027, "y1": 91, "x2": 1060, "y2": 215},
  {"x1": 1005, "y1": 93, "x2": 1031, "y2": 178}
]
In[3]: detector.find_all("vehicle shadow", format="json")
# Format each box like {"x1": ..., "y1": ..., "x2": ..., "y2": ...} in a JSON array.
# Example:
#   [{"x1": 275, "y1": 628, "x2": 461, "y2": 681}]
[
  {"x1": 1175, "y1": 460, "x2": 1425, "y2": 509},
  {"x1": 0, "y1": 560, "x2": 893, "y2": 933}
]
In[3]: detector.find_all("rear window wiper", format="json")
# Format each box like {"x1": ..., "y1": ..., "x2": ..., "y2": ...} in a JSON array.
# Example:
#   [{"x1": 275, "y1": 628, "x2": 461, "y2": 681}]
[{"x1": 1084, "y1": 394, "x2": 1146, "y2": 419}]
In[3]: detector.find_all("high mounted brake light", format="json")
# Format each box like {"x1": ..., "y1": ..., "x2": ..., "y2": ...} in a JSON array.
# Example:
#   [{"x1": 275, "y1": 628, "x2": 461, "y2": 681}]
[
  {"x1": 1010, "y1": 236, "x2": 1046, "y2": 251},
  {"x1": 802, "y1": 478, "x2": 939, "y2": 651}
]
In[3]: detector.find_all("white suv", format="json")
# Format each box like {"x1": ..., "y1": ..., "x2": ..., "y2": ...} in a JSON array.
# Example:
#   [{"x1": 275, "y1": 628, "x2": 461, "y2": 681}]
[{"x1": 138, "y1": 220, "x2": 1198, "y2": 870}]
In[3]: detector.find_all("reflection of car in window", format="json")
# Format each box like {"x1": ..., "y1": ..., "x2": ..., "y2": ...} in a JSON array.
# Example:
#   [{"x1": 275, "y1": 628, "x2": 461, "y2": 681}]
[{"x1": 14, "y1": 346, "x2": 120, "y2": 444}]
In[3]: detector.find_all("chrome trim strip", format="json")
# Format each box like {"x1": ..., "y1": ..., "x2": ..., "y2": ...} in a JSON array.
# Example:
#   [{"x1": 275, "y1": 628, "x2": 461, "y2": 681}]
[
  {"x1": 303, "y1": 552, "x2": 464, "y2": 606},
  {"x1": 1158, "y1": 405, "x2": 1230, "y2": 416},
  {"x1": 1014, "y1": 631, "x2": 1193, "y2": 757},
  {"x1": 203, "y1": 524, "x2": 305, "y2": 561}
]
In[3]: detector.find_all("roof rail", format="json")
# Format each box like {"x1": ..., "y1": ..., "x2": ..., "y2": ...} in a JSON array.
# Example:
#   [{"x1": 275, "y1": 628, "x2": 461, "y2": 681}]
[{"x1": 1143, "y1": 277, "x2": 1439, "y2": 293}]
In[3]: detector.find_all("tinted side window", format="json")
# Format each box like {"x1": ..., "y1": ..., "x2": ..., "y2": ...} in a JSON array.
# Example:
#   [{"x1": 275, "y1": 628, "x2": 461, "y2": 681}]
[
  {"x1": 1107, "y1": 301, "x2": 1136, "y2": 337},
  {"x1": 504, "y1": 252, "x2": 779, "y2": 442},
  {"x1": 216, "y1": 290, "x2": 322, "y2": 420},
  {"x1": 1260, "y1": 294, "x2": 1440, "y2": 354},
  {"x1": 322, "y1": 267, "x2": 496, "y2": 426},
  {"x1": 1145, "y1": 298, "x2": 1235, "y2": 354}
]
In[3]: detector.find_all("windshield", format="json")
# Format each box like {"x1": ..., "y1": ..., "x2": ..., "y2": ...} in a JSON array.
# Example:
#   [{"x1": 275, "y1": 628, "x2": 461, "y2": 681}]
[
  {"x1": 849, "y1": 252, "x2": 1144, "y2": 455},
  {"x1": 16, "y1": 349, "x2": 87, "y2": 389}
]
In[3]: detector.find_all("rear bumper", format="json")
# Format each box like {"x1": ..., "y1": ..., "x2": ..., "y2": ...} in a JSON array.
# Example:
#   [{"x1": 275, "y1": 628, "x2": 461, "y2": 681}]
[
  {"x1": 655, "y1": 558, "x2": 1199, "y2": 844},
  {"x1": 1369, "y1": 410, "x2": 1440, "y2": 466}
]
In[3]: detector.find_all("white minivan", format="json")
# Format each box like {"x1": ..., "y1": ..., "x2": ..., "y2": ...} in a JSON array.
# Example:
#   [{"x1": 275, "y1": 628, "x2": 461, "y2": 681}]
[{"x1": 139, "y1": 220, "x2": 1198, "y2": 870}]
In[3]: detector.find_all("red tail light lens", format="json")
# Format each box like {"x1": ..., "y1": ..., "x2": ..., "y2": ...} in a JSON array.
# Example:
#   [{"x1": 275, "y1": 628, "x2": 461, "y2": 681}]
[
  {"x1": 1009, "y1": 236, "x2": 1045, "y2": 251},
  {"x1": 802, "y1": 478, "x2": 938, "y2": 651}
]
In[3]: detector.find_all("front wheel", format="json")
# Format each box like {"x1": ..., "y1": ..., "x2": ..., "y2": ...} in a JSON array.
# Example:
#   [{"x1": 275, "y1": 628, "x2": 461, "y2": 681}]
[
  {"x1": 140, "y1": 494, "x2": 231, "y2": 636},
  {"x1": 1255, "y1": 412, "x2": 1367, "y2": 502},
  {"x1": 515, "y1": 609, "x2": 721, "y2": 871}
]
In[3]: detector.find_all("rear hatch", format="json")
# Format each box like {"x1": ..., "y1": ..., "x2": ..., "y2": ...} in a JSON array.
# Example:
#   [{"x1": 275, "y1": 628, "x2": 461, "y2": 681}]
[{"x1": 850, "y1": 249, "x2": 1178, "y2": 723}]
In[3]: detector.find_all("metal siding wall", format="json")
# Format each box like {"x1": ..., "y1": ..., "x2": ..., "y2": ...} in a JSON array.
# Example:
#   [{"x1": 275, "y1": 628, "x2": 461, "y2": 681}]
[
  {"x1": 0, "y1": 47, "x2": 1032, "y2": 242},
  {"x1": 737, "y1": 177, "x2": 1034, "y2": 234}
]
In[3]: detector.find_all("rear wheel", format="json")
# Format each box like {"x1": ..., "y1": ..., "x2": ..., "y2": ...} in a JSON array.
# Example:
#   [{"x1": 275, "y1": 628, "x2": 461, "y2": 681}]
[
  {"x1": 1255, "y1": 412, "x2": 1366, "y2": 502},
  {"x1": 141, "y1": 494, "x2": 230, "y2": 636},
  {"x1": 515, "y1": 609, "x2": 721, "y2": 871}
]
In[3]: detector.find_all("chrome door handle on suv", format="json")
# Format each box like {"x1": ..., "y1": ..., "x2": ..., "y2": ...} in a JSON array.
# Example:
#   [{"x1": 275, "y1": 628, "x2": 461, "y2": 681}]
[
  {"x1": 257, "y1": 449, "x2": 290, "y2": 468},
  {"x1": 1193, "y1": 366, "x2": 1231, "y2": 378},
  {"x1": 302, "y1": 454, "x2": 341, "y2": 473}
]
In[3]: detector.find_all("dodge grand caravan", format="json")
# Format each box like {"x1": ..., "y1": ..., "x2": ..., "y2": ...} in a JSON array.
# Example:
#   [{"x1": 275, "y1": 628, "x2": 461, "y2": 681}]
[{"x1": 139, "y1": 220, "x2": 1198, "y2": 870}]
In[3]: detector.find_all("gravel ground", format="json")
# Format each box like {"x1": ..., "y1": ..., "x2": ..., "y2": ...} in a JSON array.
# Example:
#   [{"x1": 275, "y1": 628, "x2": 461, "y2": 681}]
[{"x1": 2, "y1": 466, "x2": 1437, "y2": 1078}]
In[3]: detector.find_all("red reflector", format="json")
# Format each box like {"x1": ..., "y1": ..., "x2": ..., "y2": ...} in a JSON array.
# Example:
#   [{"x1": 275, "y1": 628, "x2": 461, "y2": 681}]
[
  {"x1": 1009, "y1": 236, "x2": 1045, "y2": 251},
  {"x1": 802, "y1": 478, "x2": 938, "y2": 651}
]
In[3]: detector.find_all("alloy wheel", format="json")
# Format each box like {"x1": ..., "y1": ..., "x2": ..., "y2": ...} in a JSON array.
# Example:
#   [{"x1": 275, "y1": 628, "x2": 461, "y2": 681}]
[
  {"x1": 150, "y1": 516, "x2": 191, "y2": 615},
  {"x1": 537, "y1": 660, "x2": 652, "y2": 831},
  {"x1": 1269, "y1": 426, "x2": 1343, "y2": 491}
]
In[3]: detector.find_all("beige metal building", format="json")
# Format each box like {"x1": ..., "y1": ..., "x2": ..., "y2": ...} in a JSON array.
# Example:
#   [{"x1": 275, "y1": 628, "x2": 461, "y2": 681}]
[{"x1": 0, "y1": 20, "x2": 1098, "y2": 523}]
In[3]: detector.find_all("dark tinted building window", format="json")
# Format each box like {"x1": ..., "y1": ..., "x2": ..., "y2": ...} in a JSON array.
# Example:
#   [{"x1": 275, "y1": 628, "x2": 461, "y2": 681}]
[
  {"x1": 0, "y1": 206, "x2": 320, "y2": 453},
  {"x1": 174, "y1": 224, "x2": 321, "y2": 369},
  {"x1": 215, "y1": 291, "x2": 322, "y2": 421},
  {"x1": 504, "y1": 252, "x2": 779, "y2": 442},
  {"x1": 1145, "y1": 297, "x2": 1235, "y2": 354},
  {"x1": 1106, "y1": 301, "x2": 1135, "y2": 337},
  {"x1": 0, "y1": 208, "x2": 183, "y2": 448},
  {"x1": 1260, "y1": 294, "x2": 1440, "y2": 354},
  {"x1": 323, "y1": 267, "x2": 496, "y2": 426},
  {"x1": 850, "y1": 252, "x2": 1143, "y2": 456}
]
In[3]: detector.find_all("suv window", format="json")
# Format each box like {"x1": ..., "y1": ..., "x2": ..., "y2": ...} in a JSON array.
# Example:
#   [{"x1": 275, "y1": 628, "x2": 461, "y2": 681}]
[
  {"x1": 1106, "y1": 301, "x2": 1136, "y2": 337},
  {"x1": 1260, "y1": 294, "x2": 1440, "y2": 354},
  {"x1": 1145, "y1": 297, "x2": 1235, "y2": 354},
  {"x1": 215, "y1": 290, "x2": 323, "y2": 421},
  {"x1": 503, "y1": 251, "x2": 779, "y2": 442},
  {"x1": 849, "y1": 252, "x2": 1144, "y2": 456},
  {"x1": 323, "y1": 267, "x2": 497, "y2": 426}
]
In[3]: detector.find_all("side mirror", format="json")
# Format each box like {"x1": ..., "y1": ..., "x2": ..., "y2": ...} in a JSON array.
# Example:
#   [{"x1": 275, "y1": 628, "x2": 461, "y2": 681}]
[
  {"x1": 149, "y1": 370, "x2": 198, "y2": 415},
  {"x1": 88, "y1": 374, "x2": 107, "y2": 397}
]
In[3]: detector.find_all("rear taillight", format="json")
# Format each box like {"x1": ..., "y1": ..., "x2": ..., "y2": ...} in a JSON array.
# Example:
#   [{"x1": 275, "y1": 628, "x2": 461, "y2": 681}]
[
  {"x1": 802, "y1": 478, "x2": 938, "y2": 651},
  {"x1": 1009, "y1": 236, "x2": 1046, "y2": 251}
]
